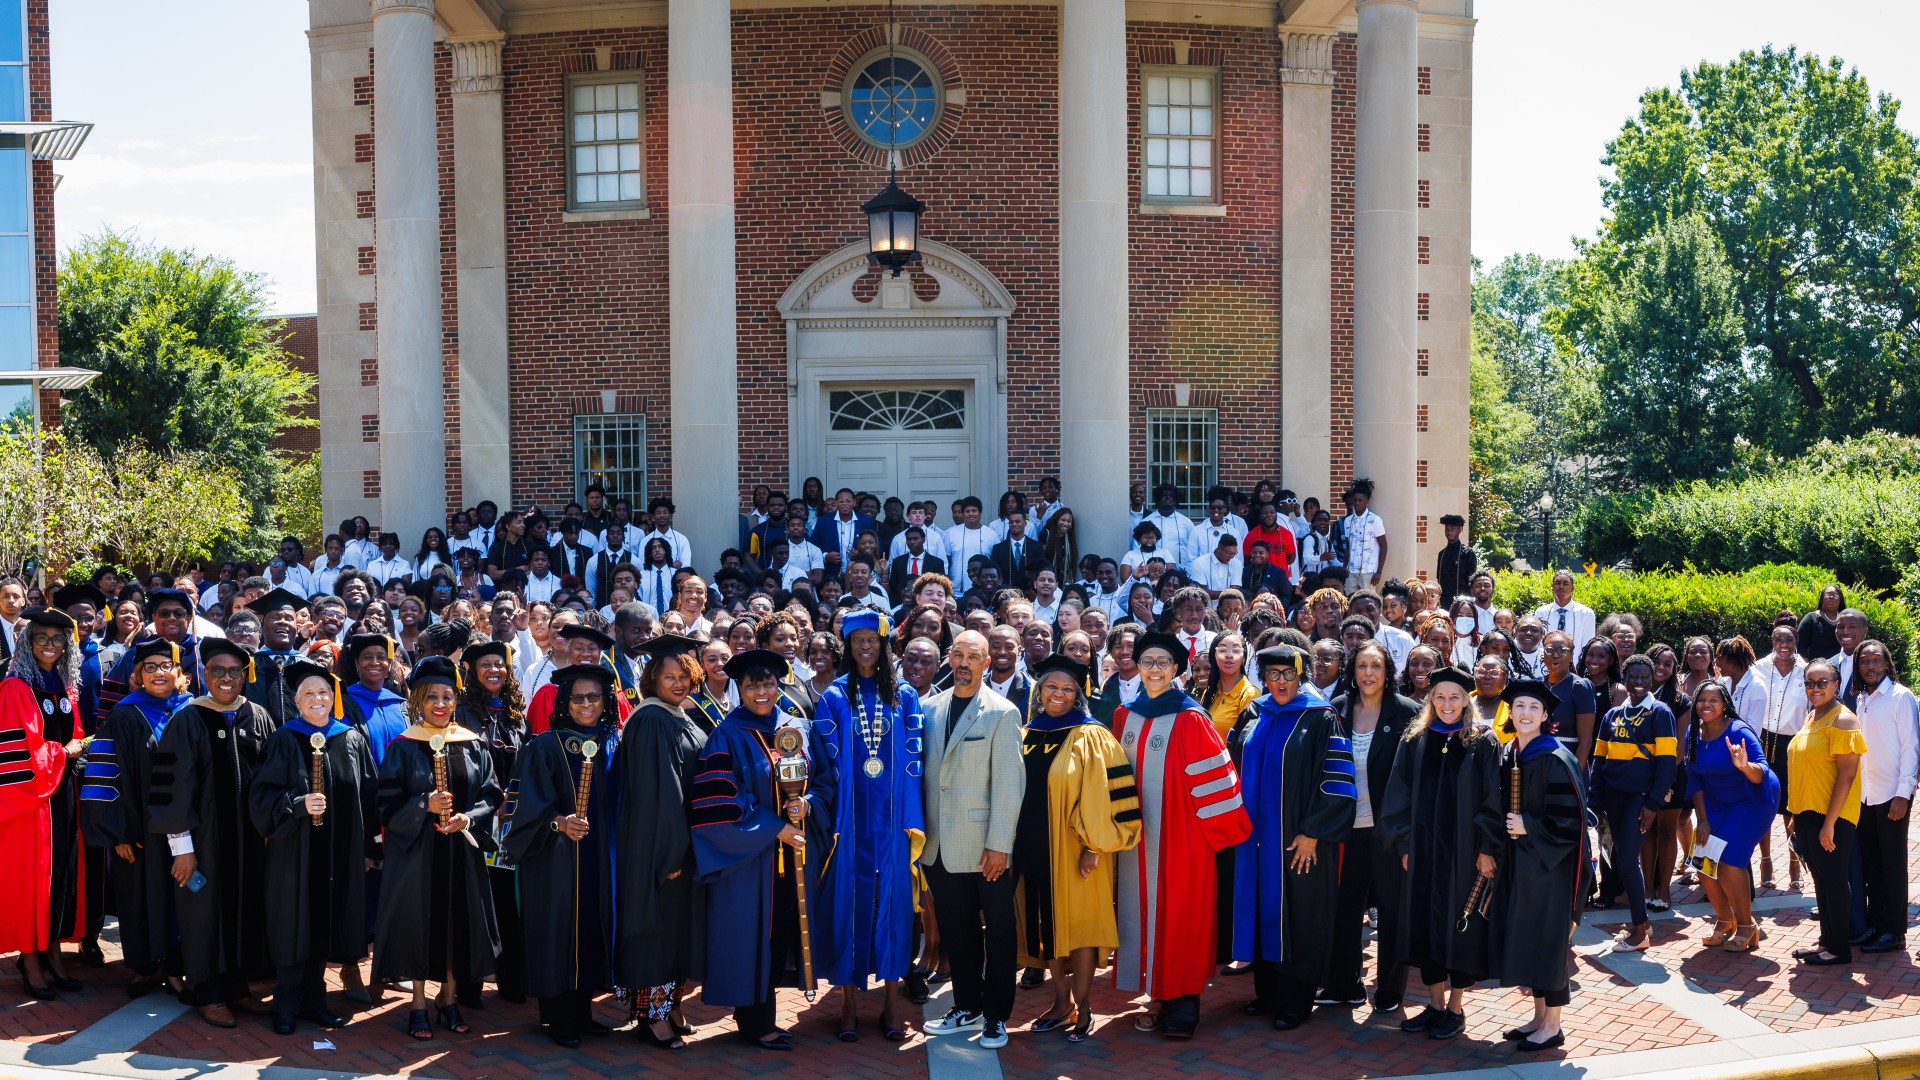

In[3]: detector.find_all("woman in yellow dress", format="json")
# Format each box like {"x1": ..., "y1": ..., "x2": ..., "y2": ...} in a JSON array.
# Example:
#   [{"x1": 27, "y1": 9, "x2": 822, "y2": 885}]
[{"x1": 1011, "y1": 655, "x2": 1142, "y2": 1043}]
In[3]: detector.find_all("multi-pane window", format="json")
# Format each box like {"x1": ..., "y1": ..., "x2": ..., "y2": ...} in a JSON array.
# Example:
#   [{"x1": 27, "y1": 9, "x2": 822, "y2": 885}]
[
  {"x1": 566, "y1": 73, "x2": 645, "y2": 211},
  {"x1": 844, "y1": 49, "x2": 942, "y2": 150},
  {"x1": 574, "y1": 413, "x2": 647, "y2": 505},
  {"x1": 1142, "y1": 67, "x2": 1219, "y2": 203},
  {"x1": 1146, "y1": 408, "x2": 1218, "y2": 515}
]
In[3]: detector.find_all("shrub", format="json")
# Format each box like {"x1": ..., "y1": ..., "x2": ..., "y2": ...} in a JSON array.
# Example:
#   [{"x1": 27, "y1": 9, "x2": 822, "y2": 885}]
[{"x1": 1493, "y1": 563, "x2": 1917, "y2": 674}]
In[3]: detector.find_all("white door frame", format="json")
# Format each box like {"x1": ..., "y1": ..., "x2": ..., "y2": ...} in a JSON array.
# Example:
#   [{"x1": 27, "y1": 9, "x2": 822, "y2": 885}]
[{"x1": 778, "y1": 240, "x2": 1015, "y2": 501}]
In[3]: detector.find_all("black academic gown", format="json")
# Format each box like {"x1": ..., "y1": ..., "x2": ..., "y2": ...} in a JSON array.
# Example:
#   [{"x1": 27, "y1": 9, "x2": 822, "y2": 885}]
[
  {"x1": 1494, "y1": 737, "x2": 1587, "y2": 994},
  {"x1": 40, "y1": 675, "x2": 87, "y2": 944},
  {"x1": 249, "y1": 721, "x2": 380, "y2": 968},
  {"x1": 458, "y1": 699, "x2": 528, "y2": 1000},
  {"x1": 612, "y1": 699, "x2": 707, "y2": 990},
  {"x1": 500, "y1": 722, "x2": 616, "y2": 1000},
  {"x1": 82, "y1": 697, "x2": 186, "y2": 972},
  {"x1": 1376, "y1": 723, "x2": 1504, "y2": 983},
  {"x1": 245, "y1": 651, "x2": 300, "y2": 728},
  {"x1": 147, "y1": 698, "x2": 275, "y2": 989},
  {"x1": 373, "y1": 727, "x2": 501, "y2": 984}
]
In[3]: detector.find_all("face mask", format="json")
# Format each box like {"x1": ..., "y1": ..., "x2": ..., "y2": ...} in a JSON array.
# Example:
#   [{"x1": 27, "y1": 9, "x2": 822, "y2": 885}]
[{"x1": 1453, "y1": 615, "x2": 1476, "y2": 636}]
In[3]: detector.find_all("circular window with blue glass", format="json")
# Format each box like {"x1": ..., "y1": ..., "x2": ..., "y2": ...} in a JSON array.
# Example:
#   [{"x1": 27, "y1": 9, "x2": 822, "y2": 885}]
[{"x1": 843, "y1": 48, "x2": 944, "y2": 151}]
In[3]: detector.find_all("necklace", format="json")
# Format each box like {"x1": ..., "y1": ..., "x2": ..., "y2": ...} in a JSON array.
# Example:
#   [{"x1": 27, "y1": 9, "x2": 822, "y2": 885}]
[{"x1": 853, "y1": 679, "x2": 887, "y2": 778}]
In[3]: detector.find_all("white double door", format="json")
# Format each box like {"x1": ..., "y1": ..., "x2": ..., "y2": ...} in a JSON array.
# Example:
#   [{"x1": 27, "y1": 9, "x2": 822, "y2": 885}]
[{"x1": 821, "y1": 385, "x2": 973, "y2": 505}]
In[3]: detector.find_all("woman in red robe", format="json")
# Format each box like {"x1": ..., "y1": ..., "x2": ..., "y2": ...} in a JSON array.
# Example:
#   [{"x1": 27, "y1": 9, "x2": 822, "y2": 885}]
[
  {"x1": 1112, "y1": 630, "x2": 1252, "y2": 1038},
  {"x1": 0, "y1": 607, "x2": 85, "y2": 998}
]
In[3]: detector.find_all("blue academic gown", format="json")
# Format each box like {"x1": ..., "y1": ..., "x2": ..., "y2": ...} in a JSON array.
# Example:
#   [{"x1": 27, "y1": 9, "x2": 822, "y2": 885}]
[
  {"x1": 812, "y1": 675, "x2": 925, "y2": 987},
  {"x1": 690, "y1": 706, "x2": 836, "y2": 1007},
  {"x1": 343, "y1": 682, "x2": 408, "y2": 766}
]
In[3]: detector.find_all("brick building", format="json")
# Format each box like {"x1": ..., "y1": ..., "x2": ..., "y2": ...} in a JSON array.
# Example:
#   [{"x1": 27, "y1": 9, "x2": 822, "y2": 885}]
[{"x1": 309, "y1": 0, "x2": 1473, "y2": 579}]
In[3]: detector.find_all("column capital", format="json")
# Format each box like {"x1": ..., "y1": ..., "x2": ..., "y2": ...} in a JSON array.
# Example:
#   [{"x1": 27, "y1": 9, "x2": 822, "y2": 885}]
[
  {"x1": 1278, "y1": 30, "x2": 1336, "y2": 86},
  {"x1": 1355, "y1": 0, "x2": 1419, "y2": 10},
  {"x1": 449, "y1": 37, "x2": 504, "y2": 95},
  {"x1": 370, "y1": 0, "x2": 433, "y2": 19}
]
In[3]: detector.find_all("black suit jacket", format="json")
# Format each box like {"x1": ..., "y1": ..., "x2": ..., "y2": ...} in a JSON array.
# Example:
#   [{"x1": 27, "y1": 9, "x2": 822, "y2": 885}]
[
  {"x1": 989, "y1": 537, "x2": 1043, "y2": 590},
  {"x1": 1330, "y1": 691, "x2": 1419, "y2": 815},
  {"x1": 889, "y1": 552, "x2": 946, "y2": 600}
]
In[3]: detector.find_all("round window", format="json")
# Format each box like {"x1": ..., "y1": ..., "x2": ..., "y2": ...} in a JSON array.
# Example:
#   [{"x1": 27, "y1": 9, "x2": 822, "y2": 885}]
[{"x1": 844, "y1": 49, "x2": 943, "y2": 150}]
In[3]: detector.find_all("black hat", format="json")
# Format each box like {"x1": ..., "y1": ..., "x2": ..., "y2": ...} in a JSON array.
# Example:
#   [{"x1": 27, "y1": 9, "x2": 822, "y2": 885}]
[
  {"x1": 281, "y1": 658, "x2": 344, "y2": 719},
  {"x1": 1427, "y1": 665, "x2": 1476, "y2": 693},
  {"x1": 633, "y1": 633, "x2": 703, "y2": 660},
  {"x1": 1134, "y1": 631, "x2": 1190, "y2": 677},
  {"x1": 1502, "y1": 679, "x2": 1562, "y2": 712},
  {"x1": 132, "y1": 637, "x2": 185, "y2": 666},
  {"x1": 557, "y1": 623, "x2": 615, "y2": 652},
  {"x1": 197, "y1": 637, "x2": 253, "y2": 680},
  {"x1": 50, "y1": 583, "x2": 106, "y2": 612},
  {"x1": 1027, "y1": 653, "x2": 1090, "y2": 688},
  {"x1": 145, "y1": 588, "x2": 194, "y2": 616},
  {"x1": 19, "y1": 606, "x2": 79, "y2": 644},
  {"x1": 724, "y1": 648, "x2": 791, "y2": 683},
  {"x1": 246, "y1": 586, "x2": 309, "y2": 615},
  {"x1": 462, "y1": 640, "x2": 514, "y2": 669},
  {"x1": 343, "y1": 634, "x2": 397, "y2": 667},
  {"x1": 411, "y1": 656, "x2": 463, "y2": 692},
  {"x1": 1254, "y1": 643, "x2": 1308, "y2": 678},
  {"x1": 551, "y1": 662, "x2": 617, "y2": 696}
]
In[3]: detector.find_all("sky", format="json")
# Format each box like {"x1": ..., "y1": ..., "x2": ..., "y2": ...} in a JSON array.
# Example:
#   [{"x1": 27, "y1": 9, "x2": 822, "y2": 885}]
[{"x1": 46, "y1": 0, "x2": 1920, "y2": 314}]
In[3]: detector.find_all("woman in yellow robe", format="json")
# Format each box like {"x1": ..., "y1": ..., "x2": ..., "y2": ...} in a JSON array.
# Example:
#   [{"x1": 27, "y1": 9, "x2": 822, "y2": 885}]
[{"x1": 1012, "y1": 655, "x2": 1142, "y2": 1043}]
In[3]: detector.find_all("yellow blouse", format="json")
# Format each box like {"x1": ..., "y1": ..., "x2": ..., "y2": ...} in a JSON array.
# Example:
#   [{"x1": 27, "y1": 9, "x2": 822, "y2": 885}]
[
  {"x1": 1787, "y1": 705, "x2": 1869, "y2": 823},
  {"x1": 1208, "y1": 677, "x2": 1257, "y2": 741}
]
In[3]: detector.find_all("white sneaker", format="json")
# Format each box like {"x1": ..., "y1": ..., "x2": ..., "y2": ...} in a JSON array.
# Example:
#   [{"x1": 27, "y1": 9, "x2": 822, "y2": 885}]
[
  {"x1": 925, "y1": 1007, "x2": 984, "y2": 1035},
  {"x1": 978, "y1": 1019, "x2": 1008, "y2": 1048}
]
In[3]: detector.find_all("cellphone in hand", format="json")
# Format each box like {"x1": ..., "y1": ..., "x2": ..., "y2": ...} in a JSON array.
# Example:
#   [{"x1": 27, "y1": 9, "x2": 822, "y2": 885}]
[{"x1": 185, "y1": 870, "x2": 208, "y2": 893}]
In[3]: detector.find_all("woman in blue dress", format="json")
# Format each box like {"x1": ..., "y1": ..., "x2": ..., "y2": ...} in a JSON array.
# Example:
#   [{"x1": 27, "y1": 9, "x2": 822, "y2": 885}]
[{"x1": 1685, "y1": 679, "x2": 1777, "y2": 953}]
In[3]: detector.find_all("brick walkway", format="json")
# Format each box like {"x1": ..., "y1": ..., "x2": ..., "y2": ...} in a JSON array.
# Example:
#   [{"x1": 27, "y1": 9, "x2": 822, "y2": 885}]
[{"x1": 4, "y1": 817, "x2": 1919, "y2": 1079}]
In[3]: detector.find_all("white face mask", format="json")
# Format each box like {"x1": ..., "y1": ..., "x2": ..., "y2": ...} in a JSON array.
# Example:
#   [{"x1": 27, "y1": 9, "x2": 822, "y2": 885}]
[{"x1": 1453, "y1": 615, "x2": 1476, "y2": 636}]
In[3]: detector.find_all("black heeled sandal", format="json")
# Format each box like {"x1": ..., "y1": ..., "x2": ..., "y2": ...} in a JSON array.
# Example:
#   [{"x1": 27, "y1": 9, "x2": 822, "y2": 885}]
[
  {"x1": 638, "y1": 1020, "x2": 686, "y2": 1051},
  {"x1": 14, "y1": 957, "x2": 54, "y2": 1001},
  {"x1": 437, "y1": 1003, "x2": 471, "y2": 1034},
  {"x1": 406, "y1": 1009, "x2": 433, "y2": 1040}
]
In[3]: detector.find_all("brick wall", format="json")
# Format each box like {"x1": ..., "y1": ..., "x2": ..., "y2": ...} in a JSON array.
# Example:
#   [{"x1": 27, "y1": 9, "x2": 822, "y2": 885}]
[
  {"x1": 274, "y1": 314, "x2": 321, "y2": 455},
  {"x1": 1328, "y1": 32, "x2": 1357, "y2": 508},
  {"x1": 28, "y1": 0, "x2": 56, "y2": 423}
]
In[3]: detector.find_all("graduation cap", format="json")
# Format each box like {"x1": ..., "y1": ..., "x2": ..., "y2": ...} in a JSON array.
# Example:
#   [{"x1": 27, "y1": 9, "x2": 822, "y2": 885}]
[
  {"x1": 343, "y1": 634, "x2": 397, "y2": 668},
  {"x1": 557, "y1": 623, "x2": 615, "y2": 652},
  {"x1": 197, "y1": 637, "x2": 256, "y2": 683},
  {"x1": 1254, "y1": 643, "x2": 1308, "y2": 679},
  {"x1": 412, "y1": 655, "x2": 463, "y2": 693},
  {"x1": 145, "y1": 588, "x2": 194, "y2": 616},
  {"x1": 19, "y1": 606, "x2": 80, "y2": 645},
  {"x1": 281, "y1": 657, "x2": 345, "y2": 719},
  {"x1": 246, "y1": 586, "x2": 309, "y2": 616},
  {"x1": 132, "y1": 637, "x2": 184, "y2": 666},
  {"x1": 1502, "y1": 678, "x2": 1561, "y2": 712},
  {"x1": 550, "y1": 662, "x2": 617, "y2": 696},
  {"x1": 1027, "y1": 653, "x2": 1090, "y2": 688},
  {"x1": 724, "y1": 648, "x2": 791, "y2": 684},
  {"x1": 50, "y1": 583, "x2": 106, "y2": 612},
  {"x1": 1134, "y1": 630, "x2": 1190, "y2": 677},
  {"x1": 462, "y1": 640, "x2": 514, "y2": 669},
  {"x1": 633, "y1": 633, "x2": 703, "y2": 661},
  {"x1": 1427, "y1": 665, "x2": 1476, "y2": 694},
  {"x1": 838, "y1": 609, "x2": 890, "y2": 639}
]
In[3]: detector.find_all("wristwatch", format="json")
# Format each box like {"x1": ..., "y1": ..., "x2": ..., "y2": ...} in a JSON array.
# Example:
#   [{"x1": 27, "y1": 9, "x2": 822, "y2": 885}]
[{"x1": 550, "y1": 817, "x2": 563, "y2": 833}]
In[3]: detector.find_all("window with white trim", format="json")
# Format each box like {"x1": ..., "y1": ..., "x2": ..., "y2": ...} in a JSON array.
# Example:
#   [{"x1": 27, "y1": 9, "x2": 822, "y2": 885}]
[
  {"x1": 1141, "y1": 66, "x2": 1219, "y2": 204},
  {"x1": 574, "y1": 413, "x2": 647, "y2": 505},
  {"x1": 1146, "y1": 408, "x2": 1218, "y2": 515},
  {"x1": 566, "y1": 72, "x2": 646, "y2": 212}
]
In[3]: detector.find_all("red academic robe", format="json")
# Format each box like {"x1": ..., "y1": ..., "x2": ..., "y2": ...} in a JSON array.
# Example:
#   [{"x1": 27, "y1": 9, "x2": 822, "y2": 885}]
[
  {"x1": 0, "y1": 677, "x2": 75, "y2": 954},
  {"x1": 526, "y1": 681, "x2": 632, "y2": 736},
  {"x1": 1113, "y1": 695, "x2": 1252, "y2": 1000}
]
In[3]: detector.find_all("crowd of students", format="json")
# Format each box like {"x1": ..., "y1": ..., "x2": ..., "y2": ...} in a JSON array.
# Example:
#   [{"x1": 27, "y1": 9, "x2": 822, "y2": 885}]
[{"x1": 0, "y1": 474, "x2": 1909, "y2": 1054}]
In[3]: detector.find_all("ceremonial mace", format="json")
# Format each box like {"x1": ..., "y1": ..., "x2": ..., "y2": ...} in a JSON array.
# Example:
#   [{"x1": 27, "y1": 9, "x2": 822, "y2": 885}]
[
  {"x1": 573, "y1": 738, "x2": 599, "y2": 829},
  {"x1": 429, "y1": 734, "x2": 450, "y2": 828},
  {"x1": 308, "y1": 732, "x2": 326, "y2": 827},
  {"x1": 773, "y1": 726, "x2": 816, "y2": 1001}
]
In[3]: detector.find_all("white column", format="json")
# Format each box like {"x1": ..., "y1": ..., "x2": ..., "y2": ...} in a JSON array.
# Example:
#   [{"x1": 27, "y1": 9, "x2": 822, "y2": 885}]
[
  {"x1": 668, "y1": 0, "x2": 738, "y2": 564},
  {"x1": 450, "y1": 37, "x2": 512, "y2": 510},
  {"x1": 1353, "y1": 0, "x2": 1419, "y2": 578},
  {"x1": 1057, "y1": 0, "x2": 1131, "y2": 556},
  {"x1": 1279, "y1": 30, "x2": 1335, "y2": 505},
  {"x1": 371, "y1": 0, "x2": 445, "y2": 543}
]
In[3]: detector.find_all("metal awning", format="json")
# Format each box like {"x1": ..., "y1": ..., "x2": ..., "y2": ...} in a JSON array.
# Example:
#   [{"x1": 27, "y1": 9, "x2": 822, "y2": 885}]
[
  {"x1": 0, "y1": 367, "x2": 102, "y2": 391},
  {"x1": 0, "y1": 121, "x2": 94, "y2": 161}
]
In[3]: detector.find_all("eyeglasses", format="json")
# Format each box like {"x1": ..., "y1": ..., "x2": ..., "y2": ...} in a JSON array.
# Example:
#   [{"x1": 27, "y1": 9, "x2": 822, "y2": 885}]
[
  {"x1": 569, "y1": 693, "x2": 605, "y2": 704},
  {"x1": 1262, "y1": 668, "x2": 1302, "y2": 683},
  {"x1": 1805, "y1": 679, "x2": 1835, "y2": 689},
  {"x1": 1040, "y1": 683, "x2": 1078, "y2": 696},
  {"x1": 1543, "y1": 645, "x2": 1573, "y2": 654},
  {"x1": 138, "y1": 662, "x2": 177, "y2": 675},
  {"x1": 205, "y1": 665, "x2": 247, "y2": 680},
  {"x1": 154, "y1": 609, "x2": 190, "y2": 620},
  {"x1": 1136, "y1": 657, "x2": 1177, "y2": 671}
]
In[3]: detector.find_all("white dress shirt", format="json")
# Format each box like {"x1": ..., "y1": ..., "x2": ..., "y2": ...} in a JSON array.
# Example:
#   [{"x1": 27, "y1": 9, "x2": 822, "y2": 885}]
[
  {"x1": 306, "y1": 557, "x2": 343, "y2": 598},
  {"x1": 1120, "y1": 546, "x2": 1174, "y2": 574},
  {"x1": 781, "y1": 541, "x2": 825, "y2": 589},
  {"x1": 1174, "y1": 627, "x2": 1215, "y2": 665},
  {"x1": 1532, "y1": 600, "x2": 1597, "y2": 651},
  {"x1": 1298, "y1": 532, "x2": 1333, "y2": 575},
  {"x1": 1033, "y1": 598, "x2": 1059, "y2": 625},
  {"x1": 469, "y1": 524, "x2": 497, "y2": 554},
  {"x1": 1473, "y1": 603, "x2": 1496, "y2": 637},
  {"x1": 1186, "y1": 552, "x2": 1243, "y2": 594},
  {"x1": 1189, "y1": 518, "x2": 1242, "y2": 566},
  {"x1": 1726, "y1": 669, "x2": 1770, "y2": 734},
  {"x1": 587, "y1": 545, "x2": 639, "y2": 600},
  {"x1": 1832, "y1": 650, "x2": 1857, "y2": 696},
  {"x1": 944, "y1": 525, "x2": 993, "y2": 573},
  {"x1": 643, "y1": 528, "x2": 694, "y2": 569},
  {"x1": 1089, "y1": 588, "x2": 1126, "y2": 622},
  {"x1": 1755, "y1": 656, "x2": 1809, "y2": 736},
  {"x1": 522, "y1": 571, "x2": 563, "y2": 603},
  {"x1": 1856, "y1": 678, "x2": 1920, "y2": 806},
  {"x1": 447, "y1": 534, "x2": 487, "y2": 561},
  {"x1": 1375, "y1": 624, "x2": 1415, "y2": 674},
  {"x1": 364, "y1": 555, "x2": 412, "y2": 586},
  {"x1": 636, "y1": 565, "x2": 677, "y2": 614},
  {"x1": 341, "y1": 538, "x2": 381, "y2": 569},
  {"x1": 1139, "y1": 510, "x2": 1195, "y2": 557},
  {"x1": 889, "y1": 528, "x2": 950, "y2": 563}
]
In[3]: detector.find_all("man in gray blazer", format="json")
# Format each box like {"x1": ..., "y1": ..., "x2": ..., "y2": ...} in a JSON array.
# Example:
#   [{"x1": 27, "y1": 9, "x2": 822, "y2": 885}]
[{"x1": 919, "y1": 629, "x2": 1025, "y2": 1049}]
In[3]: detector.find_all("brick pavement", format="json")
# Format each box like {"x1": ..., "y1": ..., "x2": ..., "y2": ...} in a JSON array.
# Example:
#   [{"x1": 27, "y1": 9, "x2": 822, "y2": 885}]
[{"x1": 0, "y1": 933, "x2": 130, "y2": 1047}]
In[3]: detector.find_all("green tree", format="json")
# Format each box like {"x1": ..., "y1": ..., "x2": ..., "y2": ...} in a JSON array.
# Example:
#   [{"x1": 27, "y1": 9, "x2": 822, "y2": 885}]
[
  {"x1": 1586, "y1": 213, "x2": 1750, "y2": 487},
  {"x1": 1467, "y1": 319, "x2": 1534, "y2": 565},
  {"x1": 56, "y1": 231, "x2": 314, "y2": 557},
  {"x1": 1580, "y1": 46, "x2": 1920, "y2": 449}
]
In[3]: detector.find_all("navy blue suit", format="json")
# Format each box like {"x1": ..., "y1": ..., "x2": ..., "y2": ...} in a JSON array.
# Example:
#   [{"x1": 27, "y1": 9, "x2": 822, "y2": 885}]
[{"x1": 809, "y1": 513, "x2": 877, "y2": 565}]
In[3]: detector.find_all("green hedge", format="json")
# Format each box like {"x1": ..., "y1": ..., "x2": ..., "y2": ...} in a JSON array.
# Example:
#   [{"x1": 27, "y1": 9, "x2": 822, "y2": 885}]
[
  {"x1": 1575, "y1": 434, "x2": 1920, "y2": 588},
  {"x1": 1492, "y1": 563, "x2": 1918, "y2": 674}
]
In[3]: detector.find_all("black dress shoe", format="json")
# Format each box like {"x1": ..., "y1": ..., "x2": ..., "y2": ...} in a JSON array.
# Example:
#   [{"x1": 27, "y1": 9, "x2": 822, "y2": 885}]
[
  {"x1": 1863, "y1": 932, "x2": 1904, "y2": 954},
  {"x1": 1516, "y1": 1030, "x2": 1565, "y2": 1052},
  {"x1": 1020, "y1": 966, "x2": 1044, "y2": 989},
  {"x1": 1792, "y1": 947, "x2": 1826, "y2": 960},
  {"x1": 1850, "y1": 929, "x2": 1876, "y2": 946},
  {"x1": 548, "y1": 1024, "x2": 582, "y2": 1048},
  {"x1": 1242, "y1": 999, "x2": 1272, "y2": 1016},
  {"x1": 78, "y1": 941, "x2": 105, "y2": 967},
  {"x1": 1805, "y1": 952, "x2": 1851, "y2": 966},
  {"x1": 302, "y1": 1008, "x2": 348, "y2": 1029},
  {"x1": 903, "y1": 970, "x2": 929, "y2": 1005},
  {"x1": 273, "y1": 1017, "x2": 297, "y2": 1036},
  {"x1": 1271, "y1": 1014, "x2": 1306, "y2": 1031},
  {"x1": 583, "y1": 1018, "x2": 613, "y2": 1037}
]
